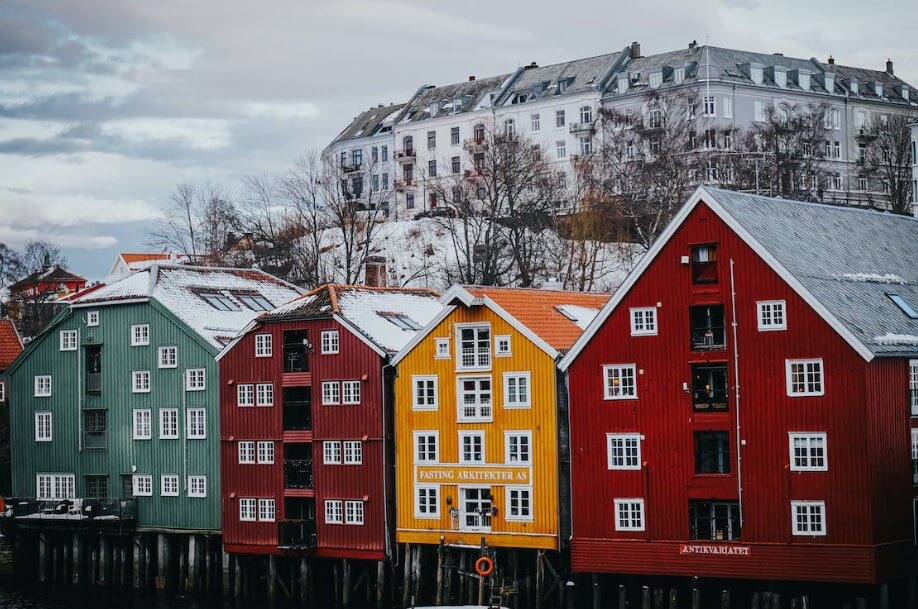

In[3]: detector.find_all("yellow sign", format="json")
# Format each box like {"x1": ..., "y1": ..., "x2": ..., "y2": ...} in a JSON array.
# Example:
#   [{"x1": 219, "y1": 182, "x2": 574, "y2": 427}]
[{"x1": 415, "y1": 465, "x2": 531, "y2": 485}]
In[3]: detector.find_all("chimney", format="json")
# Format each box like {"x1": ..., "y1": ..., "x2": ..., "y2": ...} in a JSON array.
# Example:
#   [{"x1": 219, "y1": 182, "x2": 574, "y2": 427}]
[
  {"x1": 886, "y1": 58, "x2": 894, "y2": 74},
  {"x1": 689, "y1": 40, "x2": 697, "y2": 49},
  {"x1": 827, "y1": 55, "x2": 835, "y2": 65},
  {"x1": 630, "y1": 41, "x2": 642, "y2": 59},
  {"x1": 468, "y1": 75, "x2": 476, "y2": 81},
  {"x1": 524, "y1": 61, "x2": 539, "y2": 70},
  {"x1": 364, "y1": 256, "x2": 387, "y2": 288}
]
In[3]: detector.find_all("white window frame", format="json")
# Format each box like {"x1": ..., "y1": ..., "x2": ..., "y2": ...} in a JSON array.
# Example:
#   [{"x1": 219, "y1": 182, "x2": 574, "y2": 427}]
[
  {"x1": 459, "y1": 431, "x2": 485, "y2": 464},
  {"x1": 723, "y1": 96, "x2": 733, "y2": 119},
  {"x1": 345, "y1": 500, "x2": 365, "y2": 525},
  {"x1": 256, "y1": 382, "x2": 274, "y2": 407},
  {"x1": 159, "y1": 408, "x2": 179, "y2": 439},
  {"x1": 131, "y1": 324, "x2": 150, "y2": 346},
  {"x1": 257, "y1": 441, "x2": 275, "y2": 464},
  {"x1": 908, "y1": 360, "x2": 918, "y2": 417},
  {"x1": 59, "y1": 330, "x2": 78, "y2": 351},
  {"x1": 321, "y1": 330, "x2": 340, "y2": 354},
  {"x1": 35, "y1": 411, "x2": 52, "y2": 442},
  {"x1": 238, "y1": 441, "x2": 256, "y2": 464},
  {"x1": 757, "y1": 300, "x2": 787, "y2": 331},
  {"x1": 185, "y1": 368, "x2": 206, "y2": 391},
  {"x1": 132, "y1": 370, "x2": 151, "y2": 394},
  {"x1": 788, "y1": 432, "x2": 827, "y2": 472},
  {"x1": 343, "y1": 440, "x2": 363, "y2": 464},
  {"x1": 34, "y1": 375, "x2": 51, "y2": 397},
  {"x1": 186, "y1": 408, "x2": 206, "y2": 439},
  {"x1": 754, "y1": 100, "x2": 766, "y2": 122},
  {"x1": 703, "y1": 96, "x2": 716, "y2": 117},
  {"x1": 530, "y1": 113, "x2": 540, "y2": 132},
  {"x1": 603, "y1": 364, "x2": 637, "y2": 400},
  {"x1": 158, "y1": 346, "x2": 178, "y2": 368},
  {"x1": 455, "y1": 324, "x2": 491, "y2": 372},
  {"x1": 791, "y1": 500, "x2": 826, "y2": 536},
  {"x1": 258, "y1": 498, "x2": 276, "y2": 522},
  {"x1": 132, "y1": 474, "x2": 153, "y2": 497},
  {"x1": 161, "y1": 474, "x2": 179, "y2": 497},
  {"x1": 614, "y1": 498, "x2": 645, "y2": 531},
  {"x1": 414, "y1": 431, "x2": 439, "y2": 463},
  {"x1": 254, "y1": 334, "x2": 273, "y2": 357},
  {"x1": 37, "y1": 473, "x2": 75, "y2": 500},
  {"x1": 456, "y1": 376, "x2": 493, "y2": 422},
  {"x1": 785, "y1": 359, "x2": 825, "y2": 397},
  {"x1": 325, "y1": 499, "x2": 344, "y2": 524},
  {"x1": 503, "y1": 372, "x2": 531, "y2": 409},
  {"x1": 412, "y1": 375, "x2": 438, "y2": 410},
  {"x1": 607, "y1": 433, "x2": 642, "y2": 470},
  {"x1": 0, "y1": 381, "x2": 6, "y2": 402},
  {"x1": 506, "y1": 486, "x2": 533, "y2": 521},
  {"x1": 132, "y1": 409, "x2": 152, "y2": 440},
  {"x1": 322, "y1": 381, "x2": 341, "y2": 405},
  {"x1": 237, "y1": 383, "x2": 254, "y2": 407},
  {"x1": 434, "y1": 338, "x2": 450, "y2": 359},
  {"x1": 323, "y1": 441, "x2": 342, "y2": 464},
  {"x1": 494, "y1": 335, "x2": 512, "y2": 357},
  {"x1": 239, "y1": 498, "x2": 257, "y2": 521},
  {"x1": 414, "y1": 484, "x2": 440, "y2": 519},
  {"x1": 187, "y1": 475, "x2": 207, "y2": 498},
  {"x1": 342, "y1": 380, "x2": 361, "y2": 405},
  {"x1": 87, "y1": 311, "x2": 99, "y2": 326},
  {"x1": 505, "y1": 430, "x2": 532, "y2": 465},
  {"x1": 629, "y1": 307, "x2": 657, "y2": 336}
]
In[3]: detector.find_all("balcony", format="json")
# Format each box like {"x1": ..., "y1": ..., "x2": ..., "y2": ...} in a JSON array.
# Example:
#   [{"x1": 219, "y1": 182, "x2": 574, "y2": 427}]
[
  {"x1": 2, "y1": 498, "x2": 137, "y2": 528},
  {"x1": 394, "y1": 179, "x2": 417, "y2": 192},
  {"x1": 855, "y1": 128, "x2": 877, "y2": 143},
  {"x1": 278, "y1": 520, "x2": 317, "y2": 549},
  {"x1": 284, "y1": 459, "x2": 314, "y2": 490},
  {"x1": 395, "y1": 149, "x2": 416, "y2": 162},
  {"x1": 690, "y1": 305, "x2": 726, "y2": 352},
  {"x1": 692, "y1": 364, "x2": 729, "y2": 411},
  {"x1": 463, "y1": 138, "x2": 487, "y2": 152},
  {"x1": 569, "y1": 121, "x2": 595, "y2": 134},
  {"x1": 341, "y1": 162, "x2": 362, "y2": 173}
]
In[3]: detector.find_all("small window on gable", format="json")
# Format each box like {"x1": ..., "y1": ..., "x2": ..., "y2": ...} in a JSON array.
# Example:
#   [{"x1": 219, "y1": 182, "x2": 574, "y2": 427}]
[
  {"x1": 434, "y1": 338, "x2": 449, "y2": 359},
  {"x1": 379, "y1": 312, "x2": 421, "y2": 331},
  {"x1": 87, "y1": 311, "x2": 99, "y2": 326},
  {"x1": 60, "y1": 330, "x2": 78, "y2": 351},
  {"x1": 604, "y1": 364, "x2": 637, "y2": 400},
  {"x1": 691, "y1": 244, "x2": 718, "y2": 284},
  {"x1": 495, "y1": 335, "x2": 511, "y2": 357},
  {"x1": 254, "y1": 334, "x2": 272, "y2": 357},
  {"x1": 786, "y1": 359, "x2": 824, "y2": 397},
  {"x1": 321, "y1": 330, "x2": 340, "y2": 354},
  {"x1": 888, "y1": 293, "x2": 918, "y2": 319},
  {"x1": 757, "y1": 300, "x2": 787, "y2": 331},
  {"x1": 131, "y1": 324, "x2": 150, "y2": 346},
  {"x1": 630, "y1": 307, "x2": 657, "y2": 336}
]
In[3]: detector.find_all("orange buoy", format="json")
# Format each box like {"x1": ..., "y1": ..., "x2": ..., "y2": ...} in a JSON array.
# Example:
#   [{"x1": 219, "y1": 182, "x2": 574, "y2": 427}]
[{"x1": 474, "y1": 556, "x2": 494, "y2": 577}]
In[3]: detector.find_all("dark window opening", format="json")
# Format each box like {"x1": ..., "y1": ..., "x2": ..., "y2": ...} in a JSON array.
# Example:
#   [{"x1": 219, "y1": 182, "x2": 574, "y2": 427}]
[
  {"x1": 121, "y1": 474, "x2": 133, "y2": 499},
  {"x1": 690, "y1": 500, "x2": 741, "y2": 540},
  {"x1": 280, "y1": 498, "x2": 316, "y2": 549},
  {"x1": 284, "y1": 443, "x2": 313, "y2": 489},
  {"x1": 282, "y1": 387, "x2": 312, "y2": 431},
  {"x1": 234, "y1": 292, "x2": 274, "y2": 311},
  {"x1": 690, "y1": 305, "x2": 726, "y2": 351},
  {"x1": 86, "y1": 345, "x2": 102, "y2": 394},
  {"x1": 691, "y1": 244, "x2": 718, "y2": 284},
  {"x1": 695, "y1": 431, "x2": 731, "y2": 474},
  {"x1": 692, "y1": 364, "x2": 728, "y2": 411},
  {"x1": 85, "y1": 475, "x2": 108, "y2": 499},
  {"x1": 283, "y1": 330, "x2": 309, "y2": 373},
  {"x1": 83, "y1": 410, "x2": 107, "y2": 450}
]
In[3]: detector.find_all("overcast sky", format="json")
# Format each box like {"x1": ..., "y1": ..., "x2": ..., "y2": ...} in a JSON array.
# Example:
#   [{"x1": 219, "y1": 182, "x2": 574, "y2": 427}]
[{"x1": 1, "y1": 0, "x2": 916, "y2": 280}]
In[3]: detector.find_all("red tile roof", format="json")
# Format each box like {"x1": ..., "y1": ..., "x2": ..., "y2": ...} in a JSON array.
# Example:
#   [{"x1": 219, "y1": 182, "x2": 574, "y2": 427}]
[
  {"x1": 462, "y1": 286, "x2": 610, "y2": 351},
  {"x1": 0, "y1": 319, "x2": 23, "y2": 370},
  {"x1": 121, "y1": 253, "x2": 172, "y2": 264}
]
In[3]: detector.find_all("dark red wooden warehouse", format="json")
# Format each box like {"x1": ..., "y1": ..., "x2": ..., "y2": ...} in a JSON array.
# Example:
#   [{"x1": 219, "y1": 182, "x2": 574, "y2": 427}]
[
  {"x1": 560, "y1": 187, "x2": 918, "y2": 587},
  {"x1": 218, "y1": 284, "x2": 441, "y2": 565}
]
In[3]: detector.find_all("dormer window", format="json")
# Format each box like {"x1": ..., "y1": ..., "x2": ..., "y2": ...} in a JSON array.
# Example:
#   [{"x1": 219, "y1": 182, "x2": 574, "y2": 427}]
[
  {"x1": 849, "y1": 80, "x2": 859, "y2": 95},
  {"x1": 453, "y1": 97, "x2": 464, "y2": 112},
  {"x1": 674, "y1": 67, "x2": 685, "y2": 84},
  {"x1": 649, "y1": 72, "x2": 663, "y2": 89},
  {"x1": 823, "y1": 73, "x2": 835, "y2": 93},
  {"x1": 750, "y1": 66, "x2": 763, "y2": 85},
  {"x1": 429, "y1": 102, "x2": 439, "y2": 117},
  {"x1": 902, "y1": 86, "x2": 910, "y2": 101},
  {"x1": 618, "y1": 76, "x2": 629, "y2": 95},
  {"x1": 557, "y1": 78, "x2": 572, "y2": 94},
  {"x1": 874, "y1": 82, "x2": 884, "y2": 97},
  {"x1": 798, "y1": 72, "x2": 811, "y2": 90},
  {"x1": 774, "y1": 69, "x2": 787, "y2": 89}
]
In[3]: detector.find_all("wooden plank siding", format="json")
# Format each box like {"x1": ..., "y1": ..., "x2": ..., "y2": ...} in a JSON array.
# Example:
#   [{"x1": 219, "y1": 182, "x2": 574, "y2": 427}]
[
  {"x1": 565, "y1": 201, "x2": 914, "y2": 583},
  {"x1": 395, "y1": 305, "x2": 560, "y2": 550}
]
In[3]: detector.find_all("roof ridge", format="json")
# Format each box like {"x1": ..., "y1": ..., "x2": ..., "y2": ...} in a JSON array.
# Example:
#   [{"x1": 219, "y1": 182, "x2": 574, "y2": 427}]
[
  {"x1": 464, "y1": 284, "x2": 609, "y2": 296},
  {"x1": 705, "y1": 187, "x2": 918, "y2": 223}
]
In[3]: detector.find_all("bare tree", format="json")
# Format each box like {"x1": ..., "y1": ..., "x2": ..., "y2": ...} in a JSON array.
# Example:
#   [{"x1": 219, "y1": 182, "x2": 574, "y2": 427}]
[
  {"x1": 862, "y1": 111, "x2": 915, "y2": 215},
  {"x1": 282, "y1": 151, "x2": 329, "y2": 287},
  {"x1": 149, "y1": 183, "x2": 239, "y2": 265},
  {"x1": 0, "y1": 243, "x2": 22, "y2": 293},
  {"x1": 19, "y1": 240, "x2": 66, "y2": 274}
]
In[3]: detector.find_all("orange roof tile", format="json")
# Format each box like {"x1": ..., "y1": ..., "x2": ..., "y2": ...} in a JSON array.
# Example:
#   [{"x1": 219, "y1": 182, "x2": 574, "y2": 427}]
[
  {"x1": 121, "y1": 253, "x2": 172, "y2": 264},
  {"x1": 0, "y1": 319, "x2": 23, "y2": 370},
  {"x1": 462, "y1": 286, "x2": 610, "y2": 352}
]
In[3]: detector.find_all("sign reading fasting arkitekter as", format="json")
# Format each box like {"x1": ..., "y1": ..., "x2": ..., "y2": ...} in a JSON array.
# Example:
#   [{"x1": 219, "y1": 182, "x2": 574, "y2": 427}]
[{"x1": 415, "y1": 465, "x2": 531, "y2": 485}]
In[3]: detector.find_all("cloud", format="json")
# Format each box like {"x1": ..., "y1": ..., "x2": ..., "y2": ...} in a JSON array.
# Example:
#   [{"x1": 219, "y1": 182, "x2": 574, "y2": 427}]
[
  {"x1": 244, "y1": 101, "x2": 320, "y2": 120},
  {"x1": 100, "y1": 117, "x2": 233, "y2": 150}
]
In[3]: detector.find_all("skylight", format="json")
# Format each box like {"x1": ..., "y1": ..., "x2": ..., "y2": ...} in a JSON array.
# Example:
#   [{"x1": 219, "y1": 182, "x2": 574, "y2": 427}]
[
  {"x1": 199, "y1": 292, "x2": 239, "y2": 311},
  {"x1": 556, "y1": 307, "x2": 578, "y2": 322},
  {"x1": 379, "y1": 312, "x2": 421, "y2": 331},
  {"x1": 235, "y1": 293, "x2": 274, "y2": 312},
  {"x1": 887, "y1": 293, "x2": 918, "y2": 320}
]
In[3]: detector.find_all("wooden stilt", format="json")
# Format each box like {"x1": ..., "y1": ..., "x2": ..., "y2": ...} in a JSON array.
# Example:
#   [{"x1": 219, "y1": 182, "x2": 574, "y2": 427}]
[
  {"x1": 377, "y1": 560, "x2": 386, "y2": 609},
  {"x1": 132, "y1": 535, "x2": 143, "y2": 588},
  {"x1": 71, "y1": 532, "x2": 81, "y2": 585},
  {"x1": 720, "y1": 589, "x2": 730, "y2": 609},
  {"x1": 233, "y1": 554, "x2": 243, "y2": 598},
  {"x1": 880, "y1": 583, "x2": 890, "y2": 609},
  {"x1": 642, "y1": 586, "x2": 651, "y2": 609},
  {"x1": 435, "y1": 538, "x2": 445, "y2": 605},
  {"x1": 267, "y1": 555, "x2": 277, "y2": 600},
  {"x1": 691, "y1": 581, "x2": 701, "y2": 609},
  {"x1": 668, "y1": 587, "x2": 678, "y2": 609},
  {"x1": 478, "y1": 539, "x2": 486, "y2": 607},
  {"x1": 99, "y1": 535, "x2": 110, "y2": 587},
  {"x1": 90, "y1": 538, "x2": 99, "y2": 585},
  {"x1": 535, "y1": 550, "x2": 545, "y2": 609},
  {"x1": 592, "y1": 573, "x2": 601, "y2": 609},
  {"x1": 618, "y1": 584, "x2": 627, "y2": 609},
  {"x1": 402, "y1": 544, "x2": 412, "y2": 607},
  {"x1": 222, "y1": 552, "x2": 232, "y2": 596},
  {"x1": 333, "y1": 561, "x2": 342, "y2": 608},
  {"x1": 156, "y1": 533, "x2": 168, "y2": 589},
  {"x1": 342, "y1": 559, "x2": 352, "y2": 607},
  {"x1": 188, "y1": 535, "x2": 199, "y2": 592},
  {"x1": 38, "y1": 532, "x2": 49, "y2": 583}
]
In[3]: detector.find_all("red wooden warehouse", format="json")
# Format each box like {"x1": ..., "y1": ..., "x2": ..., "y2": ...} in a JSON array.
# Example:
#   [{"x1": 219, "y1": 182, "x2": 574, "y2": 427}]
[
  {"x1": 218, "y1": 285, "x2": 441, "y2": 566},
  {"x1": 560, "y1": 187, "x2": 918, "y2": 587}
]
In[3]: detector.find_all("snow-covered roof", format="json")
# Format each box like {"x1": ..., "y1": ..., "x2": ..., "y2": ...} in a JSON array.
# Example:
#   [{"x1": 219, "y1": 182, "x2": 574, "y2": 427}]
[
  {"x1": 555, "y1": 305, "x2": 600, "y2": 330},
  {"x1": 260, "y1": 284, "x2": 443, "y2": 354},
  {"x1": 73, "y1": 265, "x2": 303, "y2": 349}
]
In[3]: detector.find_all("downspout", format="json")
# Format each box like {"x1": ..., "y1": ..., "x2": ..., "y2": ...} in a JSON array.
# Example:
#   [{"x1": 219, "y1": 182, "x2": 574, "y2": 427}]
[
  {"x1": 183, "y1": 373, "x2": 189, "y2": 493},
  {"x1": 729, "y1": 259, "x2": 744, "y2": 527},
  {"x1": 381, "y1": 361, "x2": 393, "y2": 562},
  {"x1": 77, "y1": 324, "x2": 83, "y2": 452}
]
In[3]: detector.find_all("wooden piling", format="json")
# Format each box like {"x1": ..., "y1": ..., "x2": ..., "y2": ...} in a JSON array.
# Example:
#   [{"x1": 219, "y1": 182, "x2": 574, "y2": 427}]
[
  {"x1": 266, "y1": 555, "x2": 277, "y2": 600},
  {"x1": 654, "y1": 587, "x2": 664, "y2": 609},
  {"x1": 402, "y1": 544, "x2": 412, "y2": 608},
  {"x1": 436, "y1": 538, "x2": 445, "y2": 605},
  {"x1": 668, "y1": 588, "x2": 678, "y2": 609},
  {"x1": 132, "y1": 535, "x2": 143, "y2": 588},
  {"x1": 89, "y1": 538, "x2": 98, "y2": 585},
  {"x1": 222, "y1": 552, "x2": 231, "y2": 596},
  {"x1": 99, "y1": 535, "x2": 110, "y2": 587},
  {"x1": 618, "y1": 584, "x2": 627, "y2": 609},
  {"x1": 592, "y1": 573, "x2": 601, "y2": 609},
  {"x1": 71, "y1": 532, "x2": 81, "y2": 585},
  {"x1": 721, "y1": 589, "x2": 730, "y2": 609},
  {"x1": 156, "y1": 533, "x2": 168, "y2": 590},
  {"x1": 691, "y1": 582, "x2": 701, "y2": 609},
  {"x1": 38, "y1": 532, "x2": 49, "y2": 583},
  {"x1": 233, "y1": 554, "x2": 243, "y2": 598},
  {"x1": 880, "y1": 583, "x2": 890, "y2": 609},
  {"x1": 377, "y1": 560, "x2": 386, "y2": 609},
  {"x1": 478, "y1": 539, "x2": 487, "y2": 607},
  {"x1": 536, "y1": 550, "x2": 544, "y2": 609},
  {"x1": 343, "y1": 559, "x2": 353, "y2": 607},
  {"x1": 642, "y1": 586, "x2": 651, "y2": 609}
]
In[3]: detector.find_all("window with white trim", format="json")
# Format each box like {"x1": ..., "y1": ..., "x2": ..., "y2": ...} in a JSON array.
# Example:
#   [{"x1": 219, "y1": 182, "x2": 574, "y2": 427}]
[
  {"x1": 415, "y1": 485, "x2": 439, "y2": 518},
  {"x1": 789, "y1": 433, "x2": 827, "y2": 471},
  {"x1": 757, "y1": 300, "x2": 787, "y2": 331},
  {"x1": 495, "y1": 335, "x2": 511, "y2": 357},
  {"x1": 323, "y1": 441, "x2": 342, "y2": 464},
  {"x1": 703, "y1": 96, "x2": 716, "y2": 117},
  {"x1": 239, "y1": 498, "x2": 257, "y2": 521},
  {"x1": 343, "y1": 440, "x2": 362, "y2": 464},
  {"x1": 37, "y1": 474, "x2": 75, "y2": 500},
  {"x1": 614, "y1": 499, "x2": 645, "y2": 531},
  {"x1": 791, "y1": 501, "x2": 826, "y2": 535},
  {"x1": 458, "y1": 376, "x2": 492, "y2": 421},
  {"x1": 556, "y1": 109, "x2": 566, "y2": 128},
  {"x1": 60, "y1": 330, "x2": 77, "y2": 351},
  {"x1": 414, "y1": 432, "x2": 438, "y2": 463},
  {"x1": 342, "y1": 381, "x2": 361, "y2": 404},
  {"x1": 322, "y1": 381, "x2": 340, "y2": 405},
  {"x1": 457, "y1": 325, "x2": 491, "y2": 370},
  {"x1": 320, "y1": 330, "x2": 339, "y2": 354},
  {"x1": 325, "y1": 500, "x2": 343, "y2": 524},
  {"x1": 503, "y1": 372, "x2": 531, "y2": 408},
  {"x1": 161, "y1": 474, "x2": 179, "y2": 497},
  {"x1": 256, "y1": 383, "x2": 274, "y2": 406},
  {"x1": 185, "y1": 368, "x2": 206, "y2": 391},
  {"x1": 723, "y1": 96, "x2": 733, "y2": 119},
  {"x1": 257, "y1": 441, "x2": 275, "y2": 464},
  {"x1": 0, "y1": 382, "x2": 5, "y2": 402},
  {"x1": 412, "y1": 376, "x2": 438, "y2": 410},
  {"x1": 255, "y1": 334, "x2": 272, "y2": 357},
  {"x1": 35, "y1": 412, "x2": 52, "y2": 442},
  {"x1": 34, "y1": 375, "x2": 51, "y2": 397},
  {"x1": 786, "y1": 359, "x2": 824, "y2": 396},
  {"x1": 188, "y1": 475, "x2": 206, "y2": 497},
  {"x1": 345, "y1": 500, "x2": 364, "y2": 525},
  {"x1": 506, "y1": 487, "x2": 533, "y2": 521},
  {"x1": 909, "y1": 360, "x2": 918, "y2": 417},
  {"x1": 158, "y1": 346, "x2": 177, "y2": 368},
  {"x1": 258, "y1": 498, "x2": 275, "y2": 521},
  {"x1": 604, "y1": 364, "x2": 637, "y2": 399},
  {"x1": 87, "y1": 311, "x2": 99, "y2": 326},
  {"x1": 238, "y1": 441, "x2": 256, "y2": 464},
  {"x1": 132, "y1": 370, "x2": 151, "y2": 393},
  {"x1": 459, "y1": 431, "x2": 485, "y2": 463},
  {"x1": 629, "y1": 308, "x2": 657, "y2": 336},
  {"x1": 530, "y1": 113, "x2": 540, "y2": 132},
  {"x1": 186, "y1": 408, "x2": 206, "y2": 439},
  {"x1": 237, "y1": 384, "x2": 254, "y2": 407},
  {"x1": 131, "y1": 324, "x2": 150, "y2": 346},
  {"x1": 132, "y1": 475, "x2": 153, "y2": 497},
  {"x1": 506, "y1": 431, "x2": 531, "y2": 464},
  {"x1": 607, "y1": 434, "x2": 641, "y2": 470},
  {"x1": 434, "y1": 338, "x2": 449, "y2": 359},
  {"x1": 132, "y1": 409, "x2": 152, "y2": 440},
  {"x1": 159, "y1": 408, "x2": 178, "y2": 439}
]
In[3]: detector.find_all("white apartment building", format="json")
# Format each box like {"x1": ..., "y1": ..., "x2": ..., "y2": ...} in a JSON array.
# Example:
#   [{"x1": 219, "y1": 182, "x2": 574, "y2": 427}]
[{"x1": 911, "y1": 122, "x2": 918, "y2": 216}]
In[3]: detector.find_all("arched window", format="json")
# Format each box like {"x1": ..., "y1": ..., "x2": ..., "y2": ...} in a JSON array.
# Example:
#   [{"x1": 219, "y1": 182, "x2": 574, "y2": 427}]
[
  {"x1": 580, "y1": 105, "x2": 593, "y2": 124},
  {"x1": 473, "y1": 123, "x2": 485, "y2": 143},
  {"x1": 403, "y1": 135, "x2": 413, "y2": 153}
]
